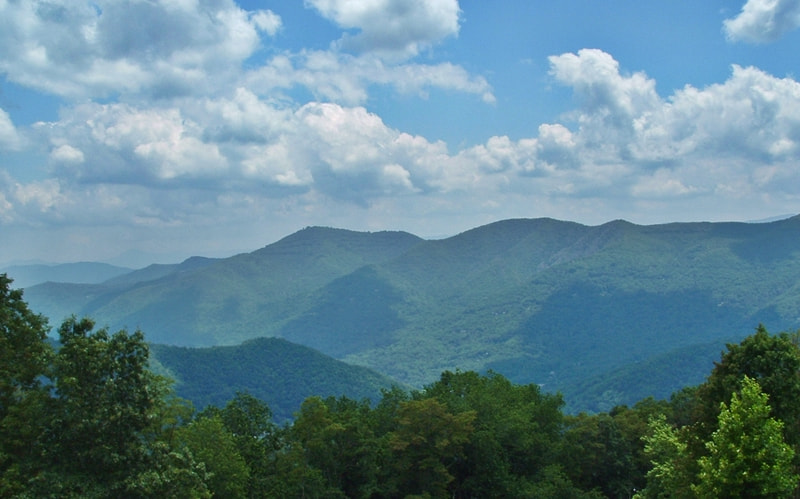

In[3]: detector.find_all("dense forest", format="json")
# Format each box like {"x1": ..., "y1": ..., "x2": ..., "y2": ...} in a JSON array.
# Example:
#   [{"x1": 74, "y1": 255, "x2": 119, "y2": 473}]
[{"x1": 3, "y1": 273, "x2": 800, "y2": 498}]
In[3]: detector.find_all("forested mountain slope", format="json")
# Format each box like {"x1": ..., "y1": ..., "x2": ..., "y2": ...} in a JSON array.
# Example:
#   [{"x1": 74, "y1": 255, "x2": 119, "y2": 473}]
[
  {"x1": 150, "y1": 337, "x2": 400, "y2": 422},
  {"x1": 23, "y1": 216, "x2": 800, "y2": 411},
  {"x1": 24, "y1": 228, "x2": 423, "y2": 345}
]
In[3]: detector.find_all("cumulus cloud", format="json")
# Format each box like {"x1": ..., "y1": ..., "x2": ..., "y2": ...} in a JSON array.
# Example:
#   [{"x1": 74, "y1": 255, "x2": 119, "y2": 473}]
[
  {"x1": 724, "y1": 0, "x2": 800, "y2": 43},
  {"x1": 0, "y1": 0, "x2": 490, "y2": 116},
  {"x1": 545, "y1": 50, "x2": 800, "y2": 170},
  {"x1": 31, "y1": 94, "x2": 466, "y2": 205},
  {"x1": 24, "y1": 48, "x2": 800, "y2": 218},
  {"x1": 251, "y1": 9, "x2": 283, "y2": 36},
  {"x1": 0, "y1": 0, "x2": 280, "y2": 98},
  {"x1": 40, "y1": 103, "x2": 229, "y2": 185},
  {"x1": 293, "y1": 102, "x2": 460, "y2": 201},
  {"x1": 305, "y1": 0, "x2": 460, "y2": 59},
  {"x1": 548, "y1": 49, "x2": 660, "y2": 153},
  {"x1": 0, "y1": 108, "x2": 23, "y2": 151}
]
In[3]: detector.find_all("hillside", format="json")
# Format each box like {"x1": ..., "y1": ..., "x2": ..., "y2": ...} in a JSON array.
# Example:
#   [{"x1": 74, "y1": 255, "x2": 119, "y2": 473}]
[
  {"x1": 150, "y1": 337, "x2": 400, "y2": 422},
  {"x1": 24, "y1": 228, "x2": 423, "y2": 345},
  {"x1": 1, "y1": 262, "x2": 133, "y2": 288},
  {"x1": 22, "y1": 216, "x2": 800, "y2": 412}
]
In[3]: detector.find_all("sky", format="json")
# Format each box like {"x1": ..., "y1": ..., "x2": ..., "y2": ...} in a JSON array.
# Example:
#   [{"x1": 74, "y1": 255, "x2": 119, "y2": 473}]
[{"x1": 2, "y1": 0, "x2": 800, "y2": 265}]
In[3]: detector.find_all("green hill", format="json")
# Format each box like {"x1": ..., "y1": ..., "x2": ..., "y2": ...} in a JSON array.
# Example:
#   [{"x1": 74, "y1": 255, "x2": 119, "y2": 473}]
[
  {"x1": 22, "y1": 216, "x2": 800, "y2": 412},
  {"x1": 150, "y1": 337, "x2": 401, "y2": 422}
]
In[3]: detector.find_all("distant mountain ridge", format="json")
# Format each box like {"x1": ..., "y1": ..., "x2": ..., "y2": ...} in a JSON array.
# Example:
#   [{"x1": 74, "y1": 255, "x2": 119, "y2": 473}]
[
  {"x1": 1, "y1": 262, "x2": 133, "y2": 288},
  {"x1": 20, "y1": 216, "x2": 800, "y2": 412}
]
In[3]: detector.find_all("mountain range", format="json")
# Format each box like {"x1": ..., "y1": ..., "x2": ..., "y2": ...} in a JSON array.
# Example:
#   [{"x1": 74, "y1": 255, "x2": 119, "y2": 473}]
[{"x1": 15, "y1": 216, "x2": 800, "y2": 412}]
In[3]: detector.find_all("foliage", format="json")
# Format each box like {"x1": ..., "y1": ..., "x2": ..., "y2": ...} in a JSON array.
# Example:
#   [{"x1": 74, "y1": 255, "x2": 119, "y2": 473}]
[
  {"x1": 694, "y1": 376, "x2": 797, "y2": 498},
  {"x1": 639, "y1": 333, "x2": 800, "y2": 498},
  {"x1": 422, "y1": 370, "x2": 570, "y2": 496},
  {"x1": 637, "y1": 415, "x2": 695, "y2": 499},
  {"x1": 695, "y1": 325, "x2": 800, "y2": 450},
  {"x1": 388, "y1": 397, "x2": 476, "y2": 497},
  {"x1": 175, "y1": 415, "x2": 249, "y2": 498},
  {"x1": 0, "y1": 274, "x2": 52, "y2": 496}
]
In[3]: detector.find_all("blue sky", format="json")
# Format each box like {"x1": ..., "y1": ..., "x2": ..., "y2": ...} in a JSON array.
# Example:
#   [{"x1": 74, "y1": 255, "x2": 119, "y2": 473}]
[{"x1": 2, "y1": 0, "x2": 800, "y2": 265}]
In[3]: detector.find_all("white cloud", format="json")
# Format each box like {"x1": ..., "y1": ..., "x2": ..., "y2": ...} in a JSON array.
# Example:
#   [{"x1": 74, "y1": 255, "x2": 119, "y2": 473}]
[
  {"x1": 548, "y1": 48, "x2": 660, "y2": 152},
  {"x1": 39, "y1": 103, "x2": 229, "y2": 185},
  {"x1": 0, "y1": 108, "x2": 23, "y2": 151},
  {"x1": 50, "y1": 144, "x2": 84, "y2": 164},
  {"x1": 246, "y1": 51, "x2": 494, "y2": 105},
  {"x1": 296, "y1": 102, "x2": 454, "y2": 201},
  {"x1": 0, "y1": 0, "x2": 279, "y2": 98},
  {"x1": 305, "y1": 0, "x2": 460, "y2": 59},
  {"x1": 634, "y1": 64, "x2": 800, "y2": 162},
  {"x1": 631, "y1": 169, "x2": 698, "y2": 197},
  {"x1": 31, "y1": 95, "x2": 463, "y2": 203},
  {"x1": 251, "y1": 9, "x2": 282, "y2": 36},
  {"x1": 724, "y1": 0, "x2": 800, "y2": 43},
  {"x1": 0, "y1": 0, "x2": 491, "y2": 117},
  {"x1": 545, "y1": 50, "x2": 800, "y2": 172},
  {"x1": 14, "y1": 179, "x2": 66, "y2": 214},
  {"x1": 25, "y1": 50, "x2": 800, "y2": 216}
]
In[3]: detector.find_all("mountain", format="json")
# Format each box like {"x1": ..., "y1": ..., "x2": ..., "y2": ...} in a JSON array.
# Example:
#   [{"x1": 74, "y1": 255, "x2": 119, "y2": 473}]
[
  {"x1": 1, "y1": 262, "x2": 133, "y2": 288},
  {"x1": 150, "y1": 337, "x2": 400, "y2": 422},
  {"x1": 22, "y1": 217, "x2": 800, "y2": 412}
]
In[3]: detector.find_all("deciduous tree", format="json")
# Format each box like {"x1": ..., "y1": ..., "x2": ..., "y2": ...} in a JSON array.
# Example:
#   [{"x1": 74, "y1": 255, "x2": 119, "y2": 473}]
[
  {"x1": 0, "y1": 275, "x2": 52, "y2": 495},
  {"x1": 694, "y1": 376, "x2": 797, "y2": 498}
]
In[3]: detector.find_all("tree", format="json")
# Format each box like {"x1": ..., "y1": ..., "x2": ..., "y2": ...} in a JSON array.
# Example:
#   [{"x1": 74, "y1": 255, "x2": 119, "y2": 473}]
[
  {"x1": 199, "y1": 391, "x2": 278, "y2": 468},
  {"x1": 387, "y1": 397, "x2": 476, "y2": 498},
  {"x1": 290, "y1": 396, "x2": 379, "y2": 498},
  {"x1": 563, "y1": 412, "x2": 637, "y2": 498},
  {"x1": 176, "y1": 415, "x2": 249, "y2": 498},
  {"x1": 696, "y1": 325, "x2": 800, "y2": 451},
  {"x1": 0, "y1": 281, "x2": 211, "y2": 496},
  {"x1": 0, "y1": 274, "x2": 52, "y2": 495},
  {"x1": 423, "y1": 370, "x2": 570, "y2": 497},
  {"x1": 693, "y1": 376, "x2": 797, "y2": 498},
  {"x1": 34, "y1": 316, "x2": 208, "y2": 496},
  {"x1": 0, "y1": 275, "x2": 51, "y2": 413},
  {"x1": 637, "y1": 415, "x2": 695, "y2": 499}
]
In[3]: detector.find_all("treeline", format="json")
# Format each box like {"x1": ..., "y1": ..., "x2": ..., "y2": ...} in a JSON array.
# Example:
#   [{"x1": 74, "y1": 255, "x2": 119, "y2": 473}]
[{"x1": 2, "y1": 274, "x2": 800, "y2": 497}]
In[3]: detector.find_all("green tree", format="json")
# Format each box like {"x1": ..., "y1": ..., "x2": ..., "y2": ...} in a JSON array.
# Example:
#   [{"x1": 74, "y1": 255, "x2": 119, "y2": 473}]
[
  {"x1": 387, "y1": 397, "x2": 476, "y2": 498},
  {"x1": 563, "y1": 412, "x2": 636, "y2": 498},
  {"x1": 1, "y1": 281, "x2": 210, "y2": 497},
  {"x1": 46, "y1": 318, "x2": 157, "y2": 487},
  {"x1": 290, "y1": 395, "x2": 381, "y2": 498},
  {"x1": 199, "y1": 392, "x2": 282, "y2": 497},
  {"x1": 423, "y1": 370, "x2": 573, "y2": 497},
  {"x1": 32, "y1": 316, "x2": 209, "y2": 497},
  {"x1": 696, "y1": 325, "x2": 800, "y2": 451},
  {"x1": 693, "y1": 376, "x2": 797, "y2": 498},
  {"x1": 176, "y1": 415, "x2": 249, "y2": 498},
  {"x1": 636, "y1": 415, "x2": 695, "y2": 499},
  {"x1": 0, "y1": 274, "x2": 52, "y2": 495}
]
